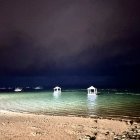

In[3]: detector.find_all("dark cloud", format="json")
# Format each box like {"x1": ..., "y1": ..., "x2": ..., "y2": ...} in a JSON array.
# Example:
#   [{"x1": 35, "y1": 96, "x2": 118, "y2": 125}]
[{"x1": 0, "y1": 0, "x2": 140, "y2": 87}]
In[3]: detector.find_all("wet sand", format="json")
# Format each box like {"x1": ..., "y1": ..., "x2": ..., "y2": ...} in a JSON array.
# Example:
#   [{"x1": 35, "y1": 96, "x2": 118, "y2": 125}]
[{"x1": 0, "y1": 110, "x2": 139, "y2": 140}]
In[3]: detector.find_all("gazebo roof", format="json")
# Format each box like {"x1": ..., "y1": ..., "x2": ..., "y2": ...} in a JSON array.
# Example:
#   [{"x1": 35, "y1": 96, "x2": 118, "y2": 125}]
[
  {"x1": 87, "y1": 86, "x2": 96, "y2": 90},
  {"x1": 54, "y1": 86, "x2": 61, "y2": 89}
]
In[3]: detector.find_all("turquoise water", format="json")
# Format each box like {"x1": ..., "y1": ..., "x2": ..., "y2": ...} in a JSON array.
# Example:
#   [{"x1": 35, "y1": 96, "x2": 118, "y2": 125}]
[{"x1": 0, "y1": 90, "x2": 140, "y2": 119}]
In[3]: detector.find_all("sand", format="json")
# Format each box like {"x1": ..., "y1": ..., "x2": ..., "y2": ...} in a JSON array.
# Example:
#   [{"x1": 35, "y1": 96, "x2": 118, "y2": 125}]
[{"x1": 0, "y1": 110, "x2": 138, "y2": 140}]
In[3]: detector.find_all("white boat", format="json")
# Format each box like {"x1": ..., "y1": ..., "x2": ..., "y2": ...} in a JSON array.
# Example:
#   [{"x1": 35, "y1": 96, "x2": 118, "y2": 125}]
[
  {"x1": 14, "y1": 87, "x2": 22, "y2": 92},
  {"x1": 34, "y1": 86, "x2": 43, "y2": 90},
  {"x1": 87, "y1": 86, "x2": 97, "y2": 95}
]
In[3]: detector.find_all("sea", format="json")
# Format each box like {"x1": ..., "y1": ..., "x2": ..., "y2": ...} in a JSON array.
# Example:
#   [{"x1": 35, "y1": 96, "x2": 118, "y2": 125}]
[{"x1": 0, "y1": 89, "x2": 140, "y2": 120}]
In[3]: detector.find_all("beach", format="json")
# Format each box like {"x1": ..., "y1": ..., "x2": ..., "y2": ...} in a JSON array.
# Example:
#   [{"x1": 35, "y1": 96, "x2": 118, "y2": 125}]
[{"x1": 0, "y1": 110, "x2": 140, "y2": 140}]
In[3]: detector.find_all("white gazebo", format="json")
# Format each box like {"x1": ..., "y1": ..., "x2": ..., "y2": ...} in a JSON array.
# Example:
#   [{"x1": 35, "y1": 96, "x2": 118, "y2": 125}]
[
  {"x1": 87, "y1": 86, "x2": 97, "y2": 95},
  {"x1": 53, "y1": 86, "x2": 61, "y2": 93}
]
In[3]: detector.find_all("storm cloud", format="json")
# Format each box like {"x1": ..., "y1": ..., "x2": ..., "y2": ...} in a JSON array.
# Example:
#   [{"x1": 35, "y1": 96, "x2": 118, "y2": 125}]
[{"x1": 0, "y1": 0, "x2": 140, "y2": 87}]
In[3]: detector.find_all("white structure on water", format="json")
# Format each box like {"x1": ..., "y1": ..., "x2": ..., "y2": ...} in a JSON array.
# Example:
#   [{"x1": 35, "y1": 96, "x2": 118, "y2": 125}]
[
  {"x1": 14, "y1": 87, "x2": 22, "y2": 92},
  {"x1": 87, "y1": 86, "x2": 97, "y2": 95},
  {"x1": 53, "y1": 86, "x2": 61, "y2": 93}
]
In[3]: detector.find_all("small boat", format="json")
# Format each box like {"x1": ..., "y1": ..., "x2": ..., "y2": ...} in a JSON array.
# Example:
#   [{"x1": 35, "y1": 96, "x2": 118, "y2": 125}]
[
  {"x1": 87, "y1": 86, "x2": 97, "y2": 95},
  {"x1": 14, "y1": 87, "x2": 22, "y2": 92},
  {"x1": 34, "y1": 86, "x2": 43, "y2": 90}
]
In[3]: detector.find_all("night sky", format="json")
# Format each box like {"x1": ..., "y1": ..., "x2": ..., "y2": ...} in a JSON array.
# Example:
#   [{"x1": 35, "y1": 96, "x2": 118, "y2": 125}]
[{"x1": 0, "y1": 0, "x2": 140, "y2": 88}]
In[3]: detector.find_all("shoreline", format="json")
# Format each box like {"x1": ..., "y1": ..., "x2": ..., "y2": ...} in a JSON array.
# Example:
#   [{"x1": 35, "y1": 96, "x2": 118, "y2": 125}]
[
  {"x1": 0, "y1": 110, "x2": 140, "y2": 140},
  {"x1": 2, "y1": 109, "x2": 140, "y2": 123}
]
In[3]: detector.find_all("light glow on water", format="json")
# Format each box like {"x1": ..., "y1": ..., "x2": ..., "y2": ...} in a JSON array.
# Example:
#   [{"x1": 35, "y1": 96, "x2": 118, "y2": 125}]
[{"x1": 0, "y1": 90, "x2": 140, "y2": 119}]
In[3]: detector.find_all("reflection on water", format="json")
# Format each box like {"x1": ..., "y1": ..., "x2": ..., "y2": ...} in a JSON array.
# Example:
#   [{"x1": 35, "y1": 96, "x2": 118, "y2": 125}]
[
  {"x1": 87, "y1": 94, "x2": 97, "y2": 106},
  {"x1": 87, "y1": 94, "x2": 97, "y2": 116},
  {"x1": 53, "y1": 92, "x2": 61, "y2": 99},
  {"x1": 0, "y1": 90, "x2": 140, "y2": 119},
  {"x1": 87, "y1": 94, "x2": 97, "y2": 102}
]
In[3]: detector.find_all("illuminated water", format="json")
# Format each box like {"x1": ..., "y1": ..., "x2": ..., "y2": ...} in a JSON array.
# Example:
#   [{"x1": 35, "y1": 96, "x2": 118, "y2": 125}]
[{"x1": 0, "y1": 90, "x2": 140, "y2": 119}]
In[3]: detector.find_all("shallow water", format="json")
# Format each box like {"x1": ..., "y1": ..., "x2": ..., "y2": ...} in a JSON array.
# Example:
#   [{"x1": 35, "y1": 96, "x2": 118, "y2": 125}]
[{"x1": 0, "y1": 90, "x2": 140, "y2": 119}]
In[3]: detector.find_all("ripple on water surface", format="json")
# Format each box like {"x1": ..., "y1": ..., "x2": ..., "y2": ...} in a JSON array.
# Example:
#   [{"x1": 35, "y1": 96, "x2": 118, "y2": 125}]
[{"x1": 0, "y1": 90, "x2": 140, "y2": 119}]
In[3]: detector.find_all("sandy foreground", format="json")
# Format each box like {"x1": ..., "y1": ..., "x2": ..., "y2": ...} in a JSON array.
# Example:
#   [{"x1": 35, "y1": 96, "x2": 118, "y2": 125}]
[{"x1": 0, "y1": 110, "x2": 139, "y2": 140}]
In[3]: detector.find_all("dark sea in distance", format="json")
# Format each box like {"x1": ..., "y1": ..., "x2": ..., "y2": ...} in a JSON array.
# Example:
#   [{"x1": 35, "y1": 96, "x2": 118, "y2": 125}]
[{"x1": 0, "y1": 88, "x2": 140, "y2": 120}]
